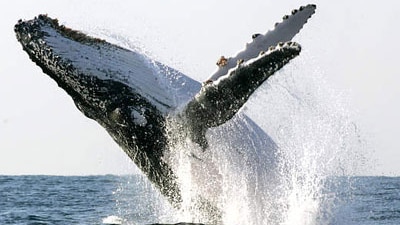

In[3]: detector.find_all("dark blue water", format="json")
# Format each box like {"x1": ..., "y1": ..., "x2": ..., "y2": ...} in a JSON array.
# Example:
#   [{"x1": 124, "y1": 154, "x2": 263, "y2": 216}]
[
  {"x1": 0, "y1": 175, "x2": 121, "y2": 224},
  {"x1": 0, "y1": 175, "x2": 399, "y2": 225},
  {"x1": 0, "y1": 175, "x2": 170, "y2": 225},
  {"x1": 334, "y1": 177, "x2": 400, "y2": 225}
]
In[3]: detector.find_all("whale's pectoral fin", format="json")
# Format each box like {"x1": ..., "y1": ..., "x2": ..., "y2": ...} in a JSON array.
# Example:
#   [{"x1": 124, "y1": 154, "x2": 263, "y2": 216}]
[
  {"x1": 184, "y1": 42, "x2": 301, "y2": 148},
  {"x1": 180, "y1": 4, "x2": 316, "y2": 149},
  {"x1": 208, "y1": 4, "x2": 316, "y2": 81}
]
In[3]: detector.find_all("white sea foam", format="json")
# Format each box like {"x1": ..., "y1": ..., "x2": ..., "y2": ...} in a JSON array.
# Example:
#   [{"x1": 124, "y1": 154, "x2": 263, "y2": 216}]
[{"x1": 102, "y1": 215, "x2": 123, "y2": 224}]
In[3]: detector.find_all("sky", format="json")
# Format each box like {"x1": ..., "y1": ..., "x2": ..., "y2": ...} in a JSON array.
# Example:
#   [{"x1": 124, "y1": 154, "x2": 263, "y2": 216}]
[{"x1": 1, "y1": 0, "x2": 399, "y2": 176}]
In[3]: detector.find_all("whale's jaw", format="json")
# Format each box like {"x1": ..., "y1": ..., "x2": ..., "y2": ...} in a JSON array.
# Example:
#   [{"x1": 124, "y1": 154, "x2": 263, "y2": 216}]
[{"x1": 14, "y1": 4, "x2": 316, "y2": 214}]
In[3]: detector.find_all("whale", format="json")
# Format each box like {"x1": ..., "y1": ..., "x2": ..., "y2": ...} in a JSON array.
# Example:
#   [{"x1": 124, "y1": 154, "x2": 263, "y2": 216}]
[{"x1": 15, "y1": 4, "x2": 316, "y2": 221}]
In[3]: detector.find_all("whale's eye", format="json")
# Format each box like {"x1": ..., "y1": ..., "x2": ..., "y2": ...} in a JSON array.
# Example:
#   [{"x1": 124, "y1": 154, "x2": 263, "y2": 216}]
[{"x1": 252, "y1": 33, "x2": 261, "y2": 39}]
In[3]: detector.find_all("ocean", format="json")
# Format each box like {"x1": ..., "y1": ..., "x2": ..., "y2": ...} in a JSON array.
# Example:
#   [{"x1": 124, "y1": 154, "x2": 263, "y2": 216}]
[{"x1": 0, "y1": 175, "x2": 399, "y2": 225}]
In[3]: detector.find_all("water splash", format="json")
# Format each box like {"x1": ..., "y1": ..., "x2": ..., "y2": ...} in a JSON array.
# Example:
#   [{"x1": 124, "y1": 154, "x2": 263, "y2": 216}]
[
  {"x1": 164, "y1": 114, "x2": 281, "y2": 225},
  {"x1": 246, "y1": 55, "x2": 367, "y2": 225},
  {"x1": 163, "y1": 54, "x2": 365, "y2": 225},
  {"x1": 102, "y1": 215, "x2": 123, "y2": 225},
  {"x1": 98, "y1": 30, "x2": 366, "y2": 224}
]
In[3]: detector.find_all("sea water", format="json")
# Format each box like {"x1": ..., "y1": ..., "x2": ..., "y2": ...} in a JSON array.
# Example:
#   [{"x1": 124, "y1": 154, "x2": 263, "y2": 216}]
[
  {"x1": 0, "y1": 175, "x2": 399, "y2": 225},
  {"x1": 0, "y1": 175, "x2": 173, "y2": 225}
]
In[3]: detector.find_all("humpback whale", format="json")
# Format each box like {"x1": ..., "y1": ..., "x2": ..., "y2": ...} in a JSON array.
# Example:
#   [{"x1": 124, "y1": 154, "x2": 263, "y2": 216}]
[{"x1": 15, "y1": 4, "x2": 316, "y2": 221}]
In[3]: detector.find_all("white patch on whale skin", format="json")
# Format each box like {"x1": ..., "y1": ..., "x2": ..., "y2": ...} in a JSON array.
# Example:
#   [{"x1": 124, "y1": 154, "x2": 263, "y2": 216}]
[
  {"x1": 40, "y1": 24, "x2": 174, "y2": 112},
  {"x1": 39, "y1": 22, "x2": 202, "y2": 113}
]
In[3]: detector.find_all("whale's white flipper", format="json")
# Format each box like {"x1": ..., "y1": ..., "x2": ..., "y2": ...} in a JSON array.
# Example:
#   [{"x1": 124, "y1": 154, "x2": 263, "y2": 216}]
[
  {"x1": 184, "y1": 42, "x2": 301, "y2": 148},
  {"x1": 208, "y1": 4, "x2": 316, "y2": 81}
]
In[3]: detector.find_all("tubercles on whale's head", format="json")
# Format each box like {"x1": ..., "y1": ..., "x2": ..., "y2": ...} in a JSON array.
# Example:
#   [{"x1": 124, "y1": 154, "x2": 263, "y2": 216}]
[{"x1": 216, "y1": 56, "x2": 228, "y2": 67}]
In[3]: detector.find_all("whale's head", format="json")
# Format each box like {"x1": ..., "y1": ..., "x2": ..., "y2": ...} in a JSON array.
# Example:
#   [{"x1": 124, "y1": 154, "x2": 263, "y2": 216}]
[
  {"x1": 14, "y1": 15, "x2": 182, "y2": 204},
  {"x1": 15, "y1": 15, "x2": 165, "y2": 154}
]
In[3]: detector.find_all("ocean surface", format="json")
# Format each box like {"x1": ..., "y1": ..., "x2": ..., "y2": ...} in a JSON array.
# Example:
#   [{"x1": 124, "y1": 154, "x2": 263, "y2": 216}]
[{"x1": 0, "y1": 175, "x2": 399, "y2": 225}]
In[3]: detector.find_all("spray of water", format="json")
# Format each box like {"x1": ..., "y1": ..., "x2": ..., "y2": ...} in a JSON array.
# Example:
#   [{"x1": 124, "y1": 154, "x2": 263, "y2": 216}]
[
  {"x1": 162, "y1": 54, "x2": 365, "y2": 225},
  {"x1": 242, "y1": 55, "x2": 366, "y2": 225},
  {"x1": 98, "y1": 31, "x2": 366, "y2": 224}
]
